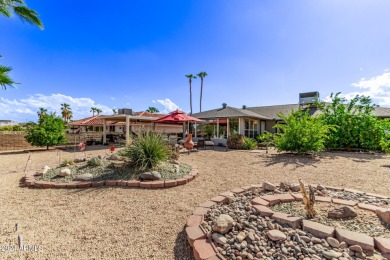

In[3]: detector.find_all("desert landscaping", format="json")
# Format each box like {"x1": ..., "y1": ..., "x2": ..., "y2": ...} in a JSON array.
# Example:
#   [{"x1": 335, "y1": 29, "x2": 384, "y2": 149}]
[{"x1": 1, "y1": 147, "x2": 390, "y2": 259}]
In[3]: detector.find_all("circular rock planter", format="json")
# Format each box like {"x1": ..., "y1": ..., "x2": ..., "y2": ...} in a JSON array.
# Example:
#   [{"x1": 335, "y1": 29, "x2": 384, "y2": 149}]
[
  {"x1": 23, "y1": 157, "x2": 198, "y2": 189},
  {"x1": 185, "y1": 182, "x2": 390, "y2": 260}
]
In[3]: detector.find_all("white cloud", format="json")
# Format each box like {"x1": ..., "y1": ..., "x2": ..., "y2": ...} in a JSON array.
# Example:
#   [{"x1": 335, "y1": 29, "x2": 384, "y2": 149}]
[
  {"x1": 156, "y1": 98, "x2": 180, "y2": 114},
  {"x1": 328, "y1": 70, "x2": 390, "y2": 107},
  {"x1": 0, "y1": 93, "x2": 112, "y2": 122}
]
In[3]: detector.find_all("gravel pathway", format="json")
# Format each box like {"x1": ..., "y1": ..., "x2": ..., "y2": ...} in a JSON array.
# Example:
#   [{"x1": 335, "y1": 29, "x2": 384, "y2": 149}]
[{"x1": 0, "y1": 148, "x2": 390, "y2": 259}]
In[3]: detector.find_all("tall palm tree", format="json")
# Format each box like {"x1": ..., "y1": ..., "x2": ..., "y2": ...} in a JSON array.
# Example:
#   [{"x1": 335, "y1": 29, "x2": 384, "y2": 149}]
[
  {"x1": 37, "y1": 107, "x2": 47, "y2": 120},
  {"x1": 61, "y1": 103, "x2": 72, "y2": 122},
  {"x1": 185, "y1": 74, "x2": 197, "y2": 115},
  {"x1": 96, "y1": 108, "x2": 102, "y2": 115},
  {"x1": 197, "y1": 71, "x2": 208, "y2": 112},
  {"x1": 0, "y1": 61, "x2": 15, "y2": 90},
  {"x1": 90, "y1": 107, "x2": 97, "y2": 116},
  {"x1": 0, "y1": 0, "x2": 44, "y2": 29}
]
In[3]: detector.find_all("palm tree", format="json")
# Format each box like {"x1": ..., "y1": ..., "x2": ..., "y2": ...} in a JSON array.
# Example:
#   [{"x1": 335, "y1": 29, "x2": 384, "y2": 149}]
[
  {"x1": 0, "y1": 0, "x2": 43, "y2": 29},
  {"x1": 90, "y1": 107, "x2": 97, "y2": 116},
  {"x1": 96, "y1": 108, "x2": 102, "y2": 115},
  {"x1": 197, "y1": 71, "x2": 208, "y2": 112},
  {"x1": 61, "y1": 103, "x2": 72, "y2": 122},
  {"x1": 37, "y1": 107, "x2": 47, "y2": 120},
  {"x1": 146, "y1": 106, "x2": 159, "y2": 113},
  {"x1": 0, "y1": 61, "x2": 16, "y2": 90},
  {"x1": 185, "y1": 74, "x2": 197, "y2": 115}
]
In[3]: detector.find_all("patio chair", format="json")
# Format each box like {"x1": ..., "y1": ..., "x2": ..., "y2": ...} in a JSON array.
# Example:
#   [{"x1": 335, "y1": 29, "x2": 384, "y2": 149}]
[
  {"x1": 197, "y1": 139, "x2": 205, "y2": 150},
  {"x1": 204, "y1": 138, "x2": 215, "y2": 150}
]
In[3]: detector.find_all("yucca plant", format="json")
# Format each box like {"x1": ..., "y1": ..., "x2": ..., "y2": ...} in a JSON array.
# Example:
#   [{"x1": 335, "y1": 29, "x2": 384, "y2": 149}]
[{"x1": 122, "y1": 131, "x2": 171, "y2": 170}]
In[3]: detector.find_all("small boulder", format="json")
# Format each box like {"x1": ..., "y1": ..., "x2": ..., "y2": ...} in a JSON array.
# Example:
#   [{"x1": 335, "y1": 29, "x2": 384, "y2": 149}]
[
  {"x1": 108, "y1": 154, "x2": 120, "y2": 160},
  {"x1": 58, "y1": 168, "x2": 71, "y2": 177},
  {"x1": 267, "y1": 230, "x2": 287, "y2": 241},
  {"x1": 139, "y1": 171, "x2": 161, "y2": 181},
  {"x1": 349, "y1": 245, "x2": 363, "y2": 253},
  {"x1": 328, "y1": 206, "x2": 357, "y2": 219},
  {"x1": 290, "y1": 183, "x2": 300, "y2": 192},
  {"x1": 212, "y1": 233, "x2": 227, "y2": 245},
  {"x1": 322, "y1": 250, "x2": 342, "y2": 259},
  {"x1": 263, "y1": 181, "x2": 276, "y2": 191},
  {"x1": 376, "y1": 208, "x2": 390, "y2": 224},
  {"x1": 279, "y1": 182, "x2": 291, "y2": 191},
  {"x1": 212, "y1": 214, "x2": 234, "y2": 234},
  {"x1": 112, "y1": 161, "x2": 125, "y2": 168},
  {"x1": 236, "y1": 232, "x2": 246, "y2": 242},
  {"x1": 74, "y1": 173, "x2": 93, "y2": 181},
  {"x1": 36, "y1": 165, "x2": 50, "y2": 176}
]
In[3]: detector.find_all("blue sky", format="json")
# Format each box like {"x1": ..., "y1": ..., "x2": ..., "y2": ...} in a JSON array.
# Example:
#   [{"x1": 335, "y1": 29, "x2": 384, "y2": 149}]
[{"x1": 2, "y1": 0, "x2": 390, "y2": 121}]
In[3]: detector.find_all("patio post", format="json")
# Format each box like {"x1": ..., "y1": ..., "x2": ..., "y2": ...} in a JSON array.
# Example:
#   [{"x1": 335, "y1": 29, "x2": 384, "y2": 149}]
[
  {"x1": 227, "y1": 118, "x2": 229, "y2": 138},
  {"x1": 217, "y1": 119, "x2": 219, "y2": 138},
  {"x1": 238, "y1": 118, "x2": 241, "y2": 135},
  {"x1": 103, "y1": 119, "x2": 107, "y2": 144},
  {"x1": 126, "y1": 115, "x2": 130, "y2": 144}
]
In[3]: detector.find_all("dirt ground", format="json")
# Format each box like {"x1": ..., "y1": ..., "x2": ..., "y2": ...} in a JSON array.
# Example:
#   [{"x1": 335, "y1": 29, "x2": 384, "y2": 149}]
[{"x1": 0, "y1": 147, "x2": 390, "y2": 259}]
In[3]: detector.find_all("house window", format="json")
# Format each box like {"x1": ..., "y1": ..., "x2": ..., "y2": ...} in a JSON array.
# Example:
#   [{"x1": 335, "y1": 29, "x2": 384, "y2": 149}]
[
  {"x1": 109, "y1": 126, "x2": 115, "y2": 132},
  {"x1": 87, "y1": 126, "x2": 93, "y2": 132},
  {"x1": 244, "y1": 119, "x2": 258, "y2": 138},
  {"x1": 94, "y1": 126, "x2": 103, "y2": 132}
]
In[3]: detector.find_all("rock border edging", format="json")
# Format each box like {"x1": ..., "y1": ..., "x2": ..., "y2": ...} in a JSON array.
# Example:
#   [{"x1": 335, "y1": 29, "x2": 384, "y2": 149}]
[
  {"x1": 185, "y1": 183, "x2": 390, "y2": 260},
  {"x1": 23, "y1": 166, "x2": 198, "y2": 189}
]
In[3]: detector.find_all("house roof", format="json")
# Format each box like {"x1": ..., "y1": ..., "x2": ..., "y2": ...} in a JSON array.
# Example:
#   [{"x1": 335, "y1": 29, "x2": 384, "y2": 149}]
[
  {"x1": 194, "y1": 103, "x2": 390, "y2": 121},
  {"x1": 192, "y1": 106, "x2": 270, "y2": 120}
]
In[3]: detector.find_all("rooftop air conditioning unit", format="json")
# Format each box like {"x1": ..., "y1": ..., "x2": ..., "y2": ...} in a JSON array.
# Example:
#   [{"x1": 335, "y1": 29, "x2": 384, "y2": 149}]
[
  {"x1": 118, "y1": 108, "x2": 133, "y2": 115},
  {"x1": 299, "y1": 92, "x2": 320, "y2": 105}
]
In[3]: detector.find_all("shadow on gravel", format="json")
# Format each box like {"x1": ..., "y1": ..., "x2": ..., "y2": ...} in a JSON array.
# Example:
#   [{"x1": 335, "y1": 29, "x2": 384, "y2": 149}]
[
  {"x1": 174, "y1": 228, "x2": 195, "y2": 260},
  {"x1": 252, "y1": 154, "x2": 320, "y2": 169}
]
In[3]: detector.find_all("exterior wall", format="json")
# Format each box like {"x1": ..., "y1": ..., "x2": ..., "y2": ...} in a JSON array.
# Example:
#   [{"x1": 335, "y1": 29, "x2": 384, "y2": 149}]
[
  {"x1": 265, "y1": 120, "x2": 278, "y2": 133},
  {"x1": 0, "y1": 131, "x2": 34, "y2": 151}
]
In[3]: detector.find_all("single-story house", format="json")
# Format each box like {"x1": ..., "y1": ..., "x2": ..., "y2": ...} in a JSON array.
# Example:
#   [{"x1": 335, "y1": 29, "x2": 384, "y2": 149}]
[{"x1": 192, "y1": 92, "x2": 390, "y2": 139}]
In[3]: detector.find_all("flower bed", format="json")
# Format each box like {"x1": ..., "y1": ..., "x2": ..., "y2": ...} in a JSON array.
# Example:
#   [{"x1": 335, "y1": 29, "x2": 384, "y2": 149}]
[{"x1": 185, "y1": 183, "x2": 390, "y2": 260}]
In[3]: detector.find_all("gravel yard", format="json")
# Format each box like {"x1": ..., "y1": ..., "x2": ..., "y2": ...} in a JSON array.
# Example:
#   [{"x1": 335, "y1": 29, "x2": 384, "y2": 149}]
[{"x1": 0, "y1": 147, "x2": 390, "y2": 259}]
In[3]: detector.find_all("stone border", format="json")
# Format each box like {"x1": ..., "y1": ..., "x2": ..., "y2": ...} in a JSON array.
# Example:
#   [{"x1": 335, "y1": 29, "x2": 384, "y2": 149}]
[
  {"x1": 185, "y1": 183, "x2": 390, "y2": 260},
  {"x1": 23, "y1": 166, "x2": 198, "y2": 189}
]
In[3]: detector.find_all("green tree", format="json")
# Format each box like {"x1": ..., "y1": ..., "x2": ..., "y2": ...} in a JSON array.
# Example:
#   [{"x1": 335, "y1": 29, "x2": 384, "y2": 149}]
[
  {"x1": 185, "y1": 74, "x2": 197, "y2": 115},
  {"x1": 197, "y1": 71, "x2": 208, "y2": 112},
  {"x1": 317, "y1": 93, "x2": 389, "y2": 150},
  {"x1": 274, "y1": 109, "x2": 334, "y2": 154},
  {"x1": 1, "y1": 0, "x2": 43, "y2": 89},
  {"x1": 146, "y1": 106, "x2": 159, "y2": 113},
  {"x1": 96, "y1": 108, "x2": 102, "y2": 115},
  {"x1": 25, "y1": 113, "x2": 67, "y2": 150},
  {"x1": 90, "y1": 107, "x2": 97, "y2": 116},
  {"x1": 61, "y1": 103, "x2": 72, "y2": 122}
]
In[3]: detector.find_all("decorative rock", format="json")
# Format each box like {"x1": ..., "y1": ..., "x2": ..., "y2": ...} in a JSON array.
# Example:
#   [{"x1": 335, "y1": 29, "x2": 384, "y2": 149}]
[
  {"x1": 263, "y1": 181, "x2": 276, "y2": 191},
  {"x1": 326, "y1": 237, "x2": 340, "y2": 248},
  {"x1": 236, "y1": 232, "x2": 246, "y2": 242},
  {"x1": 108, "y1": 154, "x2": 119, "y2": 160},
  {"x1": 212, "y1": 214, "x2": 234, "y2": 234},
  {"x1": 317, "y1": 184, "x2": 326, "y2": 191},
  {"x1": 74, "y1": 173, "x2": 93, "y2": 181},
  {"x1": 58, "y1": 168, "x2": 71, "y2": 177},
  {"x1": 112, "y1": 161, "x2": 125, "y2": 168},
  {"x1": 266, "y1": 230, "x2": 287, "y2": 241},
  {"x1": 43, "y1": 165, "x2": 50, "y2": 174},
  {"x1": 349, "y1": 245, "x2": 363, "y2": 253},
  {"x1": 139, "y1": 171, "x2": 161, "y2": 181},
  {"x1": 290, "y1": 184, "x2": 300, "y2": 192},
  {"x1": 328, "y1": 206, "x2": 357, "y2": 219},
  {"x1": 376, "y1": 208, "x2": 390, "y2": 224},
  {"x1": 339, "y1": 242, "x2": 348, "y2": 248},
  {"x1": 212, "y1": 232, "x2": 227, "y2": 245},
  {"x1": 322, "y1": 250, "x2": 342, "y2": 259}
]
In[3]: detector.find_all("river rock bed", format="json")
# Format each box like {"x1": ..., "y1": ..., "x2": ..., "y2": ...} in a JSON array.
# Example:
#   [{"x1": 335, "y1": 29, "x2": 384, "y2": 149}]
[
  {"x1": 202, "y1": 186, "x2": 389, "y2": 260},
  {"x1": 271, "y1": 201, "x2": 390, "y2": 238}
]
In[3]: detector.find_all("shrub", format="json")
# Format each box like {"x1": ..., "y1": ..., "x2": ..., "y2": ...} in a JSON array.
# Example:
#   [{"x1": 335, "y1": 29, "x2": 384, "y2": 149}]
[
  {"x1": 227, "y1": 133, "x2": 244, "y2": 149},
  {"x1": 87, "y1": 157, "x2": 103, "y2": 167},
  {"x1": 256, "y1": 131, "x2": 274, "y2": 148},
  {"x1": 241, "y1": 137, "x2": 257, "y2": 150},
  {"x1": 274, "y1": 109, "x2": 334, "y2": 154},
  {"x1": 121, "y1": 131, "x2": 171, "y2": 170},
  {"x1": 62, "y1": 159, "x2": 74, "y2": 166},
  {"x1": 318, "y1": 93, "x2": 390, "y2": 151},
  {"x1": 25, "y1": 113, "x2": 67, "y2": 150}
]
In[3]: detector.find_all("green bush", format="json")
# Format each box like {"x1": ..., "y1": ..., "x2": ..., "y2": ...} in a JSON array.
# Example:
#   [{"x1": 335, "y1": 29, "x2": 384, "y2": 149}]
[
  {"x1": 227, "y1": 133, "x2": 244, "y2": 149},
  {"x1": 318, "y1": 93, "x2": 390, "y2": 151},
  {"x1": 87, "y1": 157, "x2": 103, "y2": 167},
  {"x1": 0, "y1": 125, "x2": 24, "y2": 131},
  {"x1": 62, "y1": 159, "x2": 74, "y2": 166},
  {"x1": 274, "y1": 109, "x2": 334, "y2": 154},
  {"x1": 241, "y1": 137, "x2": 257, "y2": 150},
  {"x1": 25, "y1": 113, "x2": 67, "y2": 150},
  {"x1": 121, "y1": 131, "x2": 171, "y2": 170},
  {"x1": 256, "y1": 131, "x2": 274, "y2": 148}
]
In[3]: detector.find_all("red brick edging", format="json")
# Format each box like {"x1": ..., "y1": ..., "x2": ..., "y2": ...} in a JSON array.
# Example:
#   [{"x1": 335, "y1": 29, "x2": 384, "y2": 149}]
[
  {"x1": 24, "y1": 166, "x2": 198, "y2": 189},
  {"x1": 185, "y1": 183, "x2": 390, "y2": 260}
]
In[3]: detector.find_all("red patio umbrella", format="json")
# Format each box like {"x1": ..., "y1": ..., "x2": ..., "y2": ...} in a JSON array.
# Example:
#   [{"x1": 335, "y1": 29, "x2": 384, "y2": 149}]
[
  {"x1": 154, "y1": 110, "x2": 203, "y2": 123},
  {"x1": 154, "y1": 110, "x2": 203, "y2": 137}
]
